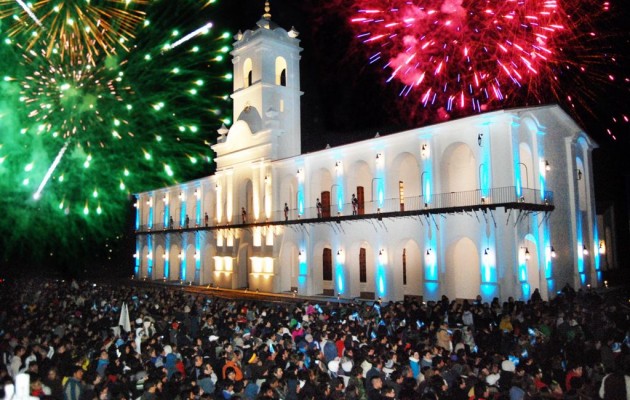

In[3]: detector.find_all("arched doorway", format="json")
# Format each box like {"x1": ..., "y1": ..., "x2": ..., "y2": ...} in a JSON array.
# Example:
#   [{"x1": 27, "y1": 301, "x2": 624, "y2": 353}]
[
  {"x1": 154, "y1": 244, "x2": 165, "y2": 280},
  {"x1": 279, "y1": 241, "x2": 299, "y2": 293},
  {"x1": 522, "y1": 235, "x2": 540, "y2": 300},
  {"x1": 185, "y1": 244, "x2": 196, "y2": 284},
  {"x1": 237, "y1": 243, "x2": 250, "y2": 289},
  {"x1": 169, "y1": 244, "x2": 181, "y2": 281},
  {"x1": 347, "y1": 160, "x2": 373, "y2": 215},
  {"x1": 400, "y1": 240, "x2": 423, "y2": 298},
  {"x1": 446, "y1": 238, "x2": 481, "y2": 300}
]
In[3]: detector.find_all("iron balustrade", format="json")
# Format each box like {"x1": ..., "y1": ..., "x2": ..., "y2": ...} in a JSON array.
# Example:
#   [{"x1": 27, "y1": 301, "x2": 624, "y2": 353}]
[{"x1": 135, "y1": 186, "x2": 553, "y2": 232}]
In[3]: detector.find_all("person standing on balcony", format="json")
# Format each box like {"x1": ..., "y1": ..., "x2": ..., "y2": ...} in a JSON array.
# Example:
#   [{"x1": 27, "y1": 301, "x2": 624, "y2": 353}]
[
  {"x1": 316, "y1": 198, "x2": 322, "y2": 218},
  {"x1": 241, "y1": 207, "x2": 247, "y2": 224},
  {"x1": 185, "y1": 214, "x2": 190, "y2": 228},
  {"x1": 169, "y1": 216, "x2": 174, "y2": 229},
  {"x1": 284, "y1": 203, "x2": 289, "y2": 221},
  {"x1": 204, "y1": 212, "x2": 209, "y2": 227},
  {"x1": 352, "y1": 194, "x2": 358, "y2": 215}
]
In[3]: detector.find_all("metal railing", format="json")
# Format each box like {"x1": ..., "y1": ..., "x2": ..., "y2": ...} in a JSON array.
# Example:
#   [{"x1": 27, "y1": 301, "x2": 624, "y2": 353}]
[{"x1": 136, "y1": 186, "x2": 553, "y2": 232}]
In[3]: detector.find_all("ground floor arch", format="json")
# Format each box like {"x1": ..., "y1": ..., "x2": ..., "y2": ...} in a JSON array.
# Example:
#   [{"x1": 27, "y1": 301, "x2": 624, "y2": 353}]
[
  {"x1": 399, "y1": 239, "x2": 423, "y2": 298},
  {"x1": 348, "y1": 241, "x2": 376, "y2": 299},
  {"x1": 446, "y1": 237, "x2": 481, "y2": 300},
  {"x1": 154, "y1": 244, "x2": 165, "y2": 280},
  {"x1": 169, "y1": 243, "x2": 181, "y2": 281},
  {"x1": 140, "y1": 244, "x2": 149, "y2": 279},
  {"x1": 522, "y1": 235, "x2": 540, "y2": 300},
  {"x1": 202, "y1": 242, "x2": 215, "y2": 285},
  {"x1": 236, "y1": 243, "x2": 250, "y2": 289},
  {"x1": 185, "y1": 243, "x2": 196, "y2": 283},
  {"x1": 311, "y1": 241, "x2": 332, "y2": 296},
  {"x1": 279, "y1": 241, "x2": 299, "y2": 293}
]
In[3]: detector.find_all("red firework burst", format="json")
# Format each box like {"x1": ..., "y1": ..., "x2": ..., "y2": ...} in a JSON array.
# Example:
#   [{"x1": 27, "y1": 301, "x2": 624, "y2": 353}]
[{"x1": 350, "y1": 0, "x2": 616, "y2": 116}]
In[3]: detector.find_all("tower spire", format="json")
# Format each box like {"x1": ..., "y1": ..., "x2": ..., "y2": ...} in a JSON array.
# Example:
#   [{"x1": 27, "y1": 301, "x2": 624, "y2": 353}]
[{"x1": 263, "y1": 0, "x2": 271, "y2": 20}]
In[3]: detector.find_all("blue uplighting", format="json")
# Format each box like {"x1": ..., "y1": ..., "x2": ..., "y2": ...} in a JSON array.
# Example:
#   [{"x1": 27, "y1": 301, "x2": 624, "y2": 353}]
[
  {"x1": 180, "y1": 250, "x2": 186, "y2": 281},
  {"x1": 480, "y1": 283, "x2": 498, "y2": 300},
  {"x1": 196, "y1": 190, "x2": 201, "y2": 226},
  {"x1": 424, "y1": 281, "x2": 439, "y2": 300},
  {"x1": 181, "y1": 201, "x2": 187, "y2": 227},
  {"x1": 521, "y1": 282, "x2": 531, "y2": 300},
  {"x1": 147, "y1": 236, "x2": 153, "y2": 278},
  {"x1": 134, "y1": 242, "x2": 140, "y2": 275},
  {"x1": 335, "y1": 263, "x2": 345, "y2": 294},
  {"x1": 195, "y1": 233, "x2": 201, "y2": 283}
]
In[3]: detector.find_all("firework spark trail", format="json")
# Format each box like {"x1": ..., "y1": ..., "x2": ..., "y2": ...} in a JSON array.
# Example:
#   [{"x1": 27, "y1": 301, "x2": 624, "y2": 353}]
[
  {"x1": 0, "y1": 0, "x2": 148, "y2": 61},
  {"x1": 167, "y1": 22, "x2": 213, "y2": 50},
  {"x1": 33, "y1": 140, "x2": 69, "y2": 200},
  {"x1": 350, "y1": 0, "x2": 573, "y2": 112},
  {"x1": 15, "y1": 0, "x2": 42, "y2": 26},
  {"x1": 342, "y1": 0, "x2": 629, "y2": 140},
  {"x1": 0, "y1": 0, "x2": 233, "y2": 264}
]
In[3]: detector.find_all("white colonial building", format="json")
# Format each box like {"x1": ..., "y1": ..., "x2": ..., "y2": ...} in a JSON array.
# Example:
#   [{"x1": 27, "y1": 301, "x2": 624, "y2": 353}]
[{"x1": 133, "y1": 6, "x2": 602, "y2": 302}]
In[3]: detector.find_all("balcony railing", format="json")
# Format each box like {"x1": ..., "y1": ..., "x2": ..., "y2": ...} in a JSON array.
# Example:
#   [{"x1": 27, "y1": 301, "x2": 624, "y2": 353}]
[{"x1": 136, "y1": 186, "x2": 553, "y2": 232}]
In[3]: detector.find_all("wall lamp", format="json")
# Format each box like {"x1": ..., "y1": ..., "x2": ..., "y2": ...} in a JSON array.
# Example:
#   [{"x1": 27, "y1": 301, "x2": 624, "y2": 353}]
[
  {"x1": 521, "y1": 247, "x2": 531, "y2": 261},
  {"x1": 421, "y1": 143, "x2": 430, "y2": 158},
  {"x1": 582, "y1": 245, "x2": 589, "y2": 255}
]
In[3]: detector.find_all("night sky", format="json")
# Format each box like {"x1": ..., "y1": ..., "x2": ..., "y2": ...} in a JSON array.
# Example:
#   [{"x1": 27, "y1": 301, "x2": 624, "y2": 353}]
[{"x1": 1, "y1": 0, "x2": 628, "y2": 277}]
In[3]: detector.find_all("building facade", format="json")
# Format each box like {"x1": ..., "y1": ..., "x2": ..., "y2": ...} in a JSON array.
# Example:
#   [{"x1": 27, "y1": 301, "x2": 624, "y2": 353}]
[{"x1": 133, "y1": 8, "x2": 602, "y2": 302}]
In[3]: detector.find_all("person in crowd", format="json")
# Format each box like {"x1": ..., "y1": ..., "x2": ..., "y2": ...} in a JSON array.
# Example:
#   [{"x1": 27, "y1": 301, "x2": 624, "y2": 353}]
[{"x1": 0, "y1": 278, "x2": 628, "y2": 400}]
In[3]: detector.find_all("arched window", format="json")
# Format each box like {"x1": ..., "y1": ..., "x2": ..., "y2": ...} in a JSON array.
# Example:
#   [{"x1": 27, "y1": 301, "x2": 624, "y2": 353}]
[
  {"x1": 275, "y1": 57, "x2": 288, "y2": 86},
  {"x1": 243, "y1": 58, "x2": 253, "y2": 88}
]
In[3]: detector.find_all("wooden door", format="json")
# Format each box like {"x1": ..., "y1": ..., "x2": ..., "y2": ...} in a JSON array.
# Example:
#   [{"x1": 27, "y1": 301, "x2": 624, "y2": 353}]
[
  {"x1": 323, "y1": 248, "x2": 332, "y2": 281},
  {"x1": 321, "y1": 191, "x2": 331, "y2": 218},
  {"x1": 357, "y1": 186, "x2": 365, "y2": 215}
]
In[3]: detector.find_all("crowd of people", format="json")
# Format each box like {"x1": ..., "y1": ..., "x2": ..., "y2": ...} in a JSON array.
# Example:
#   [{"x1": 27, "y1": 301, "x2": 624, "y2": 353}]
[{"x1": 0, "y1": 278, "x2": 628, "y2": 400}]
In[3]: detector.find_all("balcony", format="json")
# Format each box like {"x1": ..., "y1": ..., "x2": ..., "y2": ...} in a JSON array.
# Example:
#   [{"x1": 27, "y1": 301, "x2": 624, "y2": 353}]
[{"x1": 136, "y1": 186, "x2": 553, "y2": 233}]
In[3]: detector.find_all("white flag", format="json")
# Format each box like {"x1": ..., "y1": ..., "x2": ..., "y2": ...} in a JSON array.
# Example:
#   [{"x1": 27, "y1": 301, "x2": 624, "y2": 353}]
[{"x1": 118, "y1": 302, "x2": 131, "y2": 332}]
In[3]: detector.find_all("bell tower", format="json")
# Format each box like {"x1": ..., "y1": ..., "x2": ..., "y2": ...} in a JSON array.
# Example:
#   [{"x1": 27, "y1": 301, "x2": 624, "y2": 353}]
[{"x1": 214, "y1": 1, "x2": 302, "y2": 165}]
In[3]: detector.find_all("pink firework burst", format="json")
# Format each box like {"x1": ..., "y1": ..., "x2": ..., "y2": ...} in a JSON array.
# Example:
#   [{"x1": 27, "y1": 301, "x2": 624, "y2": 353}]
[{"x1": 351, "y1": 0, "x2": 603, "y2": 114}]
